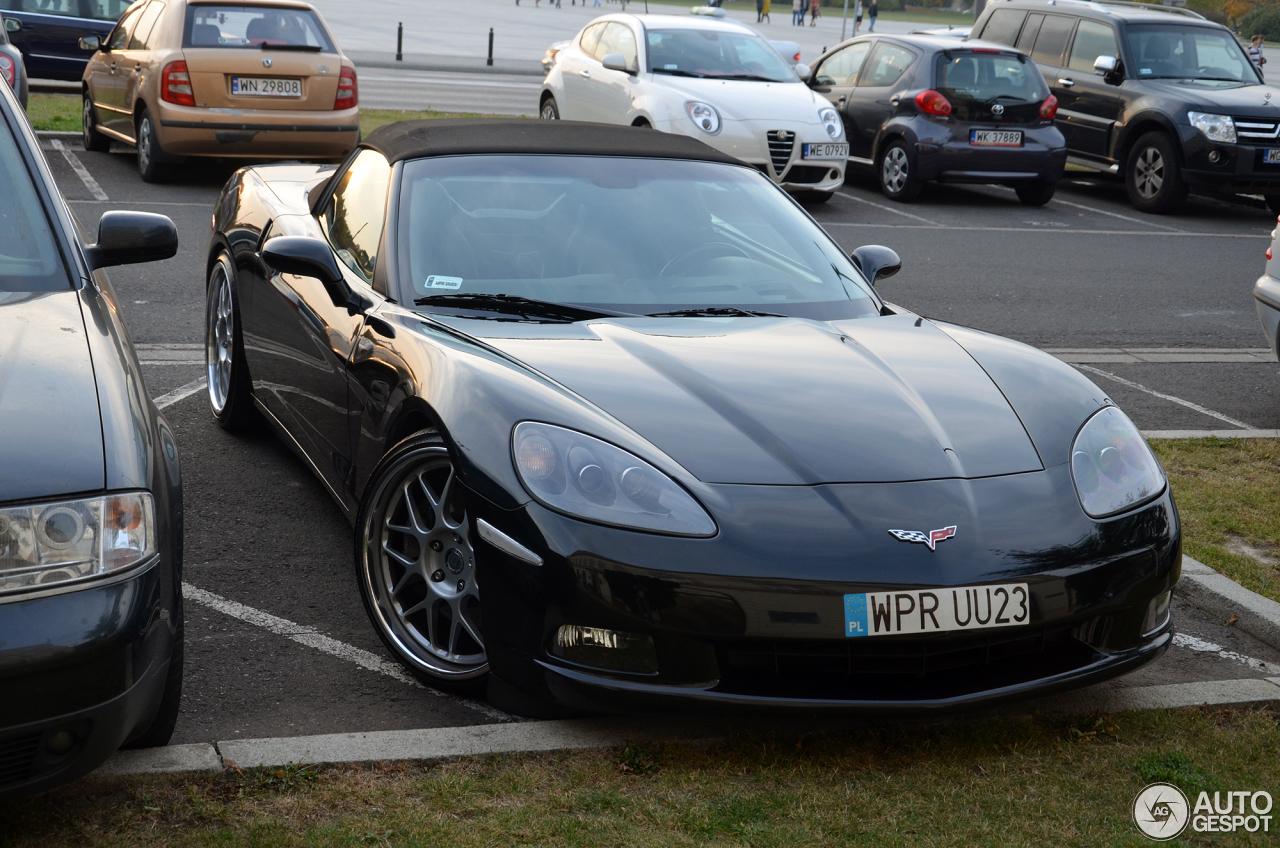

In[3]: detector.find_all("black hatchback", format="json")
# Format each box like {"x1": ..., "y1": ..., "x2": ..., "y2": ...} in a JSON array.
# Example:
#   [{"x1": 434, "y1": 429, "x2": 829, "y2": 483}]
[{"x1": 806, "y1": 34, "x2": 1066, "y2": 204}]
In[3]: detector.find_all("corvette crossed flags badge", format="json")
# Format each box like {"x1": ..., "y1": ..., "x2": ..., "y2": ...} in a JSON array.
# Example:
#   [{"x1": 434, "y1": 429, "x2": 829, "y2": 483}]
[{"x1": 888, "y1": 526, "x2": 957, "y2": 551}]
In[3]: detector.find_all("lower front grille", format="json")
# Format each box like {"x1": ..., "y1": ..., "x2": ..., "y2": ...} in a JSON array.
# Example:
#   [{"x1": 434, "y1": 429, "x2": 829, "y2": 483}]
[
  {"x1": 767, "y1": 130, "x2": 796, "y2": 174},
  {"x1": 0, "y1": 732, "x2": 41, "y2": 789},
  {"x1": 781, "y1": 165, "x2": 830, "y2": 184}
]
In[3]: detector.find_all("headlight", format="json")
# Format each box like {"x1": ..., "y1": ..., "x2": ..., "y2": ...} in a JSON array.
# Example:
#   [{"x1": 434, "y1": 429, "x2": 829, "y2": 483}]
[
  {"x1": 513, "y1": 422, "x2": 716, "y2": 537},
  {"x1": 819, "y1": 107, "x2": 842, "y2": 139},
  {"x1": 1188, "y1": 111, "x2": 1236, "y2": 144},
  {"x1": 685, "y1": 101, "x2": 721, "y2": 134},
  {"x1": 1070, "y1": 408, "x2": 1165, "y2": 518},
  {"x1": 0, "y1": 492, "x2": 157, "y2": 595}
]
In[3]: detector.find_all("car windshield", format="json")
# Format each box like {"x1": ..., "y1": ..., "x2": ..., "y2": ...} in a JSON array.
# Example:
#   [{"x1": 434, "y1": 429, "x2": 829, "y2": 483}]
[
  {"x1": 183, "y1": 4, "x2": 335, "y2": 51},
  {"x1": 646, "y1": 28, "x2": 797, "y2": 81},
  {"x1": 0, "y1": 116, "x2": 69, "y2": 292},
  {"x1": 0, "y1": 0, "x2": 131, "y2": 23},
  {"x1": 397, "y1": 155, "x2": 879, "y2": 320},
  {"x1": 1126, "y1": 25, "x2": 1258, "y2": 83},
  {"x1": 935, "y1": 51, "x2": 1046, "y2": 104}
]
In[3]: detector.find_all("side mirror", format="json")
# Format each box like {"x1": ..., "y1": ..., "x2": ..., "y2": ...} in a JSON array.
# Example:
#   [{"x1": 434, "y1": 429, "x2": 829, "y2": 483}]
[
  {"x1": 5, "y1": 18, "x2": 20, "y2": 33},
  {"x1": 79, "y1": 35, "x2": 100, "y2": 51},
  {"x1": 850, "y1": 244, "x2": 901, "y2": 286},
  {"x1": 794, "y1": 62, "x2": 811, "y2": 80},
  {"x1": 262, "y1": 235, "x2": 353, "y2": 309},
  {"x1": 85, "y1": 211, "x2": 178, "y2": 270},
  {"x1": 1093, "y1": 55, "x2": 1118, "y2": 76},
  {"x1": 601, "y1": 52, "x2": 635, "y2": 74}
]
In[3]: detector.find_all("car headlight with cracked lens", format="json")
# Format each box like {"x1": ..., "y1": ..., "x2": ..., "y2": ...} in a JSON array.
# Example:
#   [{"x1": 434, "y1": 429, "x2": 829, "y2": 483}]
[
  {"x1": 0, "y1": 492, "x2": 157, "y2": 595},
  {"x1": 685, "y1": 101, "x2": 721, "y2": 134},
  {"x1": 1188, "y1": 111, "x2": 1236, "y2": 144},
  {"x1": 819, "y1": 107, "x2": 842, "y2": 139},
  {"x1": 513, "y1": 422, "x2": 716, "y2": 536},
  {"x1": 1070, "y1": 408, "x2": 1165, "y2": 518}
]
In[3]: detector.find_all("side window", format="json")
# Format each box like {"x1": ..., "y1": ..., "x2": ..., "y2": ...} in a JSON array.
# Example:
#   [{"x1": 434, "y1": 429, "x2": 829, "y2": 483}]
[
  {"x1": 1066, "y1": 20, "x2": 1117, "y2": 72},
  {"x1": 579, "y1": 22, "x2": 604, "y2": 58},
  {"x1": 106, "y1": 3, "x2": 141, "y2": 50},
  {"x1": 596, "y1": 22, "x2": 637, "y2": 68},
  {"x1": 1016, "y1": 13, "x2": 1044, "y2": 53},
  {"x1": 858, "y1": 42, "x2": 916, "y2": 88},
  {"x1": 815, "y1": 41, "x2": 871, "y2": 86},
  {"x1": 323, "y1": 150, "x2": 392, "y2": 285},
  {"x1": 1031, "y1": 14, "x2": 1075, "y2": 67},
  {"x1": 127, "y1": 0, "x2": 164, "y2": 50},
  {"x1": 979, "y1": 9, "x2": 1026, "y2": 47}
]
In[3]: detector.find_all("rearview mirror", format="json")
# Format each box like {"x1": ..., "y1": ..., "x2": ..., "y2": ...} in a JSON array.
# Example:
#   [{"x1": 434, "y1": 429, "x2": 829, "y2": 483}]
[
  {"x1": 85, "y1": 211, "x2": 178, "y2": 270},
  {"x1": 850, "y1": 245, "x2": 901, "y2": 286},
  {"x1": 601, "y1": 52, "x2": 635, "y2": 74},
  {"x1": 794, "y1": 62, "x2": 811, "y2": 80},
  {"x1": 1093, "y1": 55, "x2": 1118, "y2": 75},
  {"x1": 262, "y1": 235, "x2": 354, "y2": 309},
  {"x1": 79, "y1": 35, "x2": 100, "y2": 51},
  {"x1": 4, "y1": 18, "x2": 20, "y2": 33}
]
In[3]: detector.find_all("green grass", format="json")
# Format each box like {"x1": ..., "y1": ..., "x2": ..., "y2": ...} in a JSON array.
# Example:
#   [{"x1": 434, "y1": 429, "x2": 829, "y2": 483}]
[
  {"x1": 359, "y1": 108, "x2": 506, "y2": 137},
  {"x1": 1152, "y1": 438, "x2": 1280, "y2": 603},
  {"x1": 26, "y1": 92, "x2": 79, "y2": 132},
  {"x1": 2, "y1": 707, "x2": 1278, "y2": 847}
]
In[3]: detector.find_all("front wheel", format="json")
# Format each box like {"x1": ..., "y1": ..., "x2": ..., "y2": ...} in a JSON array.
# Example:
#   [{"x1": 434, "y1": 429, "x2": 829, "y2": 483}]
[
  {"x1": 82, "y1": 96, "x2": 110, "y2": 152},
  {"x1": 205, "y1": 252, "x2": 257, "y2": 431},
  {"x1": 356, "y1": 433, "x2": 487, "y2": 691},
  {"x1": 540, "y1": 96, "x2": 560, "y2": 120},
  {"x1": 1125, "y1": 132, "x2": 1186, "y2": 214},
  {"x1": 878, "y1": 141, "x2": 923, "y2": 202},
  {"x1": 1015, "y1": 180, "x2": 1056, "y2": 207}
]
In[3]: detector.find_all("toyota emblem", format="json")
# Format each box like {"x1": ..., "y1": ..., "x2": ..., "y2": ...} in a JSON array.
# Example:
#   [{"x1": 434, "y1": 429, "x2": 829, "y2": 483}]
[
  {"x1": 991, "y1": 104, "x2": 1004, "y2": 118},
  {"x1": 263, "y1": 57, "x2": 273, "y2": 68}
]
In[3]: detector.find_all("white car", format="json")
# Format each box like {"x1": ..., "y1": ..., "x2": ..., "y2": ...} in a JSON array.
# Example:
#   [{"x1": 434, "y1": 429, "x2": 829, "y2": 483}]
[{"x1": 540, "y1": 14, "x2": 848, "y2": 201}]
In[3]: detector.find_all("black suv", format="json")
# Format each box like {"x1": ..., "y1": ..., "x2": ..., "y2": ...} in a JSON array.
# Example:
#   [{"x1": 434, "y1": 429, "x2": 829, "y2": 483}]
[{"x1": 971, "y1": 0, "x2": 1280, "y2": 213}]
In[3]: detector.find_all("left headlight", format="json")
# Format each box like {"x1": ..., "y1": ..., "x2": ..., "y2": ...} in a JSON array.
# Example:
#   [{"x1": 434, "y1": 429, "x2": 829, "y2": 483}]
[
  {"x1": 685, "y1": 101, "x2": 721, "y2": 134},
  {"x1": 0, "y1": 492, "x2": 157, "y2": 596},
  {"x1": 1070, "y1": 408, "x2": 1165, "y2": 519},
  {"x1": 1188, "y1": 111, "x2": 1236, "y2": 144},
  {"x1": 513, "y1": 422, "x2": 716, "y2": 537},
  {"x1": 819, "y1": 107, "x2": 842, "y2": 139}
]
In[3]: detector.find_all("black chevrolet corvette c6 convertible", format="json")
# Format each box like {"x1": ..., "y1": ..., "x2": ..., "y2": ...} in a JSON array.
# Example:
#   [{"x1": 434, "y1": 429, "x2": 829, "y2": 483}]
[{"x1": 206, "y1": 119, "x2": 1179, "y2": 716}]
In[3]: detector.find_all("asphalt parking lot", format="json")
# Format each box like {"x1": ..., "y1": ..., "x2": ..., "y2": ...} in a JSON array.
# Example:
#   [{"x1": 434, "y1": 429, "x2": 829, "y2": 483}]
[{"x1": 37, "y1": 135, "x2": 1280, "y2": 743}]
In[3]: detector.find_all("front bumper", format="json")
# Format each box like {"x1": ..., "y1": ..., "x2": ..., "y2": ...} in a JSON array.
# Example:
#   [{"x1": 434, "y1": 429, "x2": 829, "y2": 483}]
[
  {"x1": 471, "y1": 464, "x2": 1180, "y2": 714},
  {"x1": 155, "y1": 101, "x2": 360, "y2": 160},
  {"x1": 657, "y1": 116, "x2": 846, "y2": 193},
  {"x1": 0, "y1": 560, "x2": 174, "y2": 799},
  {"x1": 1180, "y1": 125, "x2": 1280, "y2": 194}
]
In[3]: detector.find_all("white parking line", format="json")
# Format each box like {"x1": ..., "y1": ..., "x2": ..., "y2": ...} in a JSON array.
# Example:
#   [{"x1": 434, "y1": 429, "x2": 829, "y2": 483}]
[
  {"x1": 68, "y1": 199, "x2": 211, "y2": 207},
  {"x1": 1049, "y1": 196, "x2": 1184, "y2": 232},
  {"x1": 154, "y1": 378, "x2": 207, "y2": 409},
  {"x1": 50, "y1": 138, "x2": 108, "y2": 202},
  {"x1": 1074, "y1": 364, "x2": 1253, "y2": 429},
  {"x1": 183, "y1": 582, "x2": 517, "y2": 724},
  {"x1": 1173, "y1": 632, "x2": 1280, "y2": 675},
  {"x1": 835, "y1": 191, "x2": 940, "y2": 226}
]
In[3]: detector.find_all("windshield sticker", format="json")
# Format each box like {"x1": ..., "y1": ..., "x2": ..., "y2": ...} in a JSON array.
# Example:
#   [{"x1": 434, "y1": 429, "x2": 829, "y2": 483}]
[
  {"x1": 664, "y1": 64, "x2": 678, "y2": 69},
  {"x1": 425, "y1": 275, "x2": 463, "y2": 290},
  {"x1": 1140, "y1": 68, "x2": 1152, "y2": 75}
]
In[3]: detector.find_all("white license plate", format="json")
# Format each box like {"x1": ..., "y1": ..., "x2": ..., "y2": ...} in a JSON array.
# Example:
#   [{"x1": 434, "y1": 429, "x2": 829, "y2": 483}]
[
  {"x1": 1265, "y1": 149, "x2": 1280, "y2": 164},
  {"x1": 231, "y1": 76, "x2": 301, "y2": 97},
  {"x1": 970, "y1": 129, "x2": 1024, "y2": 147},
  {"x1": 844, "y1": 583, "x2": 1030, "y2": 638},
  {"x1": 802, "y1": 142, "x2": 850, "y2": 160}
]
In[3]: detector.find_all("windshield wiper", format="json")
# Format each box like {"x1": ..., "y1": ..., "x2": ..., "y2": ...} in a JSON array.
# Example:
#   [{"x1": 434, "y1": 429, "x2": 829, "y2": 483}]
[
  {"x1": 647, "y1": 306, "x2": 787, "y2": 318},
  {"x1": 717, "y1": 73, "x2": 783, "y2": 82},
  {"x1": 651, "y1": 68, "x2": 704, "y2": 78},
  {"x1": 414, "y1": 293, "x2": 630, "y2": 322}
]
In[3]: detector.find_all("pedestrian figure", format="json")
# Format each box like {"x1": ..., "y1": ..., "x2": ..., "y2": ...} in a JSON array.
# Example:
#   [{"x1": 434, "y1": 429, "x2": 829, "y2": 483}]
[
  {"x1": 809, "y1": 0, "x2": 819, "y2": 25},
  {"x1": 854, "y1": 0, "x2": 862, "y2": 31},
  {"x1": 868, "y1": 0, "x2": 877, "y2": 31},
  {"x1": 757, "y1": 0, "x2": 764, "y2": 22},
  {"x1": 793, "y1": 0, "x2": 804, "y2": 25},
  {"x1": 1250, "y1": 35, "x2": 1267, "y2": 77},
  {"x1": 762, "y1": 0, "x2": 771, "y2": 21}
]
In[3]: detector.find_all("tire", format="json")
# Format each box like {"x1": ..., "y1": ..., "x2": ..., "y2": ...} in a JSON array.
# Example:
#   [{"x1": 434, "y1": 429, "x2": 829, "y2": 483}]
[
  {"x1": 1125, "y1": 131, "x2": 1187, "y2": 214},
  {"x1": 1015, "y1": 180, "x2": 1056, "y2": 206},
  {"x1": 356, "y1": 432, "x2": 488, "y2": 692},
  {"x1": 82, "y1": 96, "x2": 110, "y2": 152},
  {"x1": 122, "y1": 598, "x2": 183, "y2": 749},
  {"x1": 540, "y1": 96, "x2": 560, "y2": 120},
  {"x1": 794, "y1": 190, "x2": 834, "y2": 205},
  {"x1": 205, "y1": 252, "x2": 258, "y2": 431},
  {"x1": 1266, "y1": 195, "x2": 1280, "y2": 216},
  {"x1": 135, "y1": 109, "x2": 169, "y2": 183},
  {"x1": 878, "y1": 140, "x2": 923, "y2": 202}
]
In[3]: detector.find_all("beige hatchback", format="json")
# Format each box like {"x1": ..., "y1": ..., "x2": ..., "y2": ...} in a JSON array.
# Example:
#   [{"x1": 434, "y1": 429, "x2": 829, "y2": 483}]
[{"x1": 81, "y1": 0, "x2": 358, "y2": 182}]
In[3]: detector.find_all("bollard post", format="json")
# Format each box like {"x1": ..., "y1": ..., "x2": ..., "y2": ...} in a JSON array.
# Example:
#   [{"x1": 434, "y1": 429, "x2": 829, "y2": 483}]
[
  {"x1": 396, "y1": 22, "x2": 403, "y2": 62},
  {"x1": 487, "y1": 28, "x2": 494, "y2": 66}
]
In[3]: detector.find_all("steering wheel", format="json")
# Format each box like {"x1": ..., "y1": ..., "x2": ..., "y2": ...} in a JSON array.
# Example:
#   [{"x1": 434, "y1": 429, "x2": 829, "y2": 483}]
[{"x1": 659, "y1": 242, "x2": 750, "y2": 277}]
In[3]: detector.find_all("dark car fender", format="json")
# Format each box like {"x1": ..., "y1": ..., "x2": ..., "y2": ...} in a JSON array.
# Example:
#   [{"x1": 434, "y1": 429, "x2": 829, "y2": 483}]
[
  {"x1": 1110, "y1": 105, "x2": 1183, "y2": 168},
  {"x1": 872, "y1": 116, "x2": 923, "y2": 164}
]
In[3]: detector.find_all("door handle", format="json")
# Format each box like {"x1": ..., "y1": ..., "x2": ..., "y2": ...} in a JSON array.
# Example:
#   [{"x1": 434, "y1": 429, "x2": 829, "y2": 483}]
[
  {"x1": 1057, "y1": 78, "x2": 1075, "y2": 87},
  {"x1": 837, "y1": 95, "x2": 846, "y2": 103},
  {"x1": 580, "y1": 69, "x2": 591, "y2": 79},
  {"x1": 889, "y1": 95, "x2": 901, "y2": 105}
]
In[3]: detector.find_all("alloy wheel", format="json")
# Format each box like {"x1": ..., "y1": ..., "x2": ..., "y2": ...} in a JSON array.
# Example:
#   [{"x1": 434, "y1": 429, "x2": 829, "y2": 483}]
[
  {"x1": 1134, "y1": 147, "x2": 1164, "y2": 200},
  {"x1": 540, "y1": 101, "x2": 558, "y2": 120},
  {"x1": 137, "y1": 115, "x2": 153, "y2": 171},
  {"x1": 362, "y1": 449, "x2": 486, "y2": 680},
  {"x1": 205, "y1": 262, "x2": 234, "y2": 414},
  {"x1": 82, "y1": 99, "x2": 94, "y2": 148},
  {"x1": 882, "y1": 146, "x2": 909, "y2": 194}
]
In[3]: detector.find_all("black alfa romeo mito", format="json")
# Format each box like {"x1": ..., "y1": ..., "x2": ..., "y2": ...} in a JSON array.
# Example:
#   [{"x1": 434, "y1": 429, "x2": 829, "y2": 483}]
[{"x1": 205, "y1": 119, "x2": 1178, "y2": 717}]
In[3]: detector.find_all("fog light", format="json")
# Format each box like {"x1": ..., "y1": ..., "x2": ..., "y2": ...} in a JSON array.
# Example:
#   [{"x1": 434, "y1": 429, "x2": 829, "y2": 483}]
[
  {"x1": 45, "y1": 730, "x2": 75, "y2": 755},
  {"x1": 829, "y1": 169, "x2": 840, "y2": 179},
  {"x1": 1208, "y1": 150, "x2": 1222, "y2": 164},
  {"x1": 551, "y1": 625, "x2": 659, "y2": 674},
  {"x1": 1142, "y1": 589, "x2": 1172, "y2": 636}
]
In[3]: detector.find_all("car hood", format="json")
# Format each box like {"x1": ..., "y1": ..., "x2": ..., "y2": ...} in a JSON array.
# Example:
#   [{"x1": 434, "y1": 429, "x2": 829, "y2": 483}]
[
  {"x1": 476, "y1": 315, "x2": 1044, "y2": 485},
  {"x1": 646, "y1": 75, "x2": 824, "y2": 122},
  {"x1": 0, "y1": 290, "x2": 104, "y2": 502},
  {"x1": 1141, "y1": 79, "x2": 1280, "y2": 118}
]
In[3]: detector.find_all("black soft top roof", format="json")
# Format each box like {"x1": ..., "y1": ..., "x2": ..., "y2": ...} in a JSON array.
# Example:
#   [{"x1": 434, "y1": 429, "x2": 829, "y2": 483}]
[{"x1": 360, "y1": 118, "x2": 743, "y2": 166}]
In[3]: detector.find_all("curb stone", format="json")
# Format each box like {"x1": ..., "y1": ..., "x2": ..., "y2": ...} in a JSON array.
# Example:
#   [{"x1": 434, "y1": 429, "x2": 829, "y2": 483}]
[
  {"x1": 35, "y1": 130, "x2": 82, "y2": 139},
  {"x1": 1178, "y1": 556, "x2": 1280, "y2": 651}
]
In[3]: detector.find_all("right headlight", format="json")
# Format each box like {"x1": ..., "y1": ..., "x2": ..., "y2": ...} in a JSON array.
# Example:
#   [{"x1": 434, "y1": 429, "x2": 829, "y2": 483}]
[
  {"x1": 685, "y1": 101, "x2": 721, "y2": 134},
  {"x1": 818, "y1": 107, "x2": 842, "y2": 139},
  {"x1": 1188, "y1": 111, "x2": 1236, "y2": 144},
  {"x1": 1070, "y1": 408, "x2": 1165, "y2": 519},
  {"x1": 513, "y1": 422, "x2": 716, "y2": 537},
  {"x1": 0, "y1": 492, "x2": 157, "y2": 596}
]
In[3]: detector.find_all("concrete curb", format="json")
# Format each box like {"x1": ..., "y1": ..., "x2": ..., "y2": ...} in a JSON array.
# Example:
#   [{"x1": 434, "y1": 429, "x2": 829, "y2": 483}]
[
  {"x1": 1178, "y1": 556, "x2": 1280, "y2": 651},
  {"x1": 34, "y1": 130, "x2": 81, "y2": 140}
]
